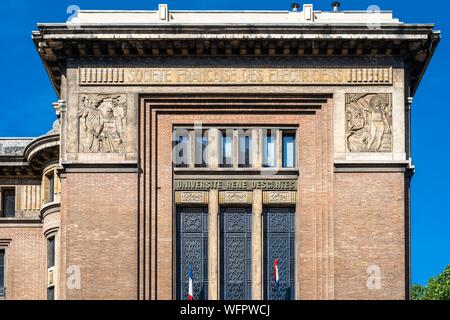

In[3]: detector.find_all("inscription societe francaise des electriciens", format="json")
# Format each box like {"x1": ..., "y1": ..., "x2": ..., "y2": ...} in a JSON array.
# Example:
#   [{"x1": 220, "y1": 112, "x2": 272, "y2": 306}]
[
  {"x1": 79, "y1": 67, "x2": 393, "y2": 85},
  {"x1": 175, "y1": 180, "x2": 297, "y2": 191}
]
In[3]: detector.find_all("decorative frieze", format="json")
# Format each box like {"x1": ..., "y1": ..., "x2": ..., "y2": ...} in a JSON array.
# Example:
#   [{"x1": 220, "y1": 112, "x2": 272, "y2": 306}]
[
  {"x1": 78, "y1": 94, "x2": 127, "y2": 153},
  {"x1": 346, "y1": 93, "x2": 393, "y2": 153},
  {"x1": 175, "y1": 191, "x2": 209, "y2": 204},
  {"x1": 79, "y1": 67, "x2": 393, "y2": 86},
  {"x1": 263, "y1": 191, "x2": 296, "y2": 204},
  {"x1": 219, "y1": 191, "x2": 253, "y2": 204}
]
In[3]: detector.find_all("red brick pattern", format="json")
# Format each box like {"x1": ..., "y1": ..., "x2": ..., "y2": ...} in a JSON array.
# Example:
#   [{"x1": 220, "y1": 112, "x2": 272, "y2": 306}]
[
  {"x1": 59, "y1": 173, "x2": 137, "y2": 300},
  {"x1": 334, "y1": 172, "x2": 406, "y2": 300},
  {"x1": 0, "y1": 227, "x2": 46, "y2": 300}
]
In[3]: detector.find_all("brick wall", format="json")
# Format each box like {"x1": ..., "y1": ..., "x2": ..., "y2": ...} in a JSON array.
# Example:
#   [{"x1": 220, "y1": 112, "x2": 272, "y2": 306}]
[
  {"x1": 334, "y1": 172, "x2": 406, "y2": 300},
  {"x1": 60, "y1": 172, "x2": 137, "y2": 300},
  {"x1": 0, "y1": 226, "x2": 46, "y2": 299}
]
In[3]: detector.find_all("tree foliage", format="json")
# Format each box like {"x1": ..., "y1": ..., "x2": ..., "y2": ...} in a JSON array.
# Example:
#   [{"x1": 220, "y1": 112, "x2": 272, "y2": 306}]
[{"x1": 412, "y1": 264, "x2": 450, "y2": 300}]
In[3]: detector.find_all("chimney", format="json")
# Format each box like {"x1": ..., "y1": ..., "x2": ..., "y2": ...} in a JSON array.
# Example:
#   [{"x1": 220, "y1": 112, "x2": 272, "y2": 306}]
[
  {"x1": 331, "y1": 1, "x2": 341, "y2": 12},
  {"x1": 291, "y1": 3, "x2": 300, "y2": 12}
]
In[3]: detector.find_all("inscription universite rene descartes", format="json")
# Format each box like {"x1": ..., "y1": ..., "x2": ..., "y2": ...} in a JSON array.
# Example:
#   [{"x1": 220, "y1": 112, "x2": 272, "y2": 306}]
[{"x1": 174, "y1": 180, "x2": 297, "y2": 191}]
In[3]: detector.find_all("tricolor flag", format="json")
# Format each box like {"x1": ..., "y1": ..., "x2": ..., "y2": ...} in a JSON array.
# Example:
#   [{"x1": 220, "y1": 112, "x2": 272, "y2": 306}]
[
  {"x1": 187, "y1": 264, "x2": 194, "y2": 300},
  {"x1": 273, "y1": 258, "x2": 280, "y2": 290}
]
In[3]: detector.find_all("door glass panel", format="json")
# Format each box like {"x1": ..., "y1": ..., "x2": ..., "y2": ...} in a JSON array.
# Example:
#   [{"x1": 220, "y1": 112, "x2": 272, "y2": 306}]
[
  {"x1": 176, "y1": 207, "x2": 208, "y2": 300},
  {"x1": 264, "y1": 207, "x2": 295, "y2": 300},
  {"x1": 220, "y1": 207, "x2": 252, "y2": 300}
]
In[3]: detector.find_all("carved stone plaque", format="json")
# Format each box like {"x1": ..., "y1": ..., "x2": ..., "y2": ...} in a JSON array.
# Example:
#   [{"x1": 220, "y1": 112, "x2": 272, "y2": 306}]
[
  {"x1": 263, "y1": 191, "x2": 297, "y2": 204},
  {"x1": 78, "y1": 94, "x2": 127, "y2": 153},
  {"x1": 346, "y1": 93, "x2": 393, "y2": 153},
  {"x1": 79, "y1": 67, "x2": 393, "y2": 86},
  {"x1": 175, "y1": 191, "x2": 209, "y2": 204},
  {"x1": 219, "y1": 191, "x2": 253, "y2": 204},
  {"x1": 175, "y1": 179, "x2": 297, "y2": 191}
]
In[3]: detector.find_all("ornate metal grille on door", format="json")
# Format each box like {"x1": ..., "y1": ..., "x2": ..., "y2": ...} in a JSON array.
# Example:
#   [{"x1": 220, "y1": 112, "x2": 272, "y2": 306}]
[
  {"x1": 264, "y1": 207, "x2": 295, "y2": 300},
  {"x1": 220, "y1": 207, "x2": 252, "y2": 300},
  {"x1": 176, "y1": 207, "x2": 208, "y2": 300}
]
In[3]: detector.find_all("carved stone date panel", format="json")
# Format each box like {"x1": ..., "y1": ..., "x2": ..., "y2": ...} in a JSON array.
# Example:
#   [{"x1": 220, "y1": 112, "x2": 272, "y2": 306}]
[
  {"x1": 175, "y1": 191, "x2": 209, "y2": 204},
  {"x1": 346, "y1": 93, "x2": 393, "y2": 153},
  {"x1": 78, "y1": 94, "x2": 127, "y2": 153},
  {"x1": 219, "y1": 191, "x2": 253, "y2": 204},
  {"x1": 263, "y1": 191, "x2": 296, "y2": 204}
]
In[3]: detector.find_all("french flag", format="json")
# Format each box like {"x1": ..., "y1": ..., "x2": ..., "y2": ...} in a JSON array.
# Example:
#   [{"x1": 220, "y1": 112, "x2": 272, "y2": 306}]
[
  {"x1": 187, "y1": 264, "x2": 194, "y2": 300},
  {"x1": 273, "y1": 258, "x2": 280, "y2": 290}
]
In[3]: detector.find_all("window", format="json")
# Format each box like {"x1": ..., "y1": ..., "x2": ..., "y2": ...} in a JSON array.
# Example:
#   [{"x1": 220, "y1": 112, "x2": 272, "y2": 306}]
[
  {"x1": 282, "y1": 132, "x2": 296, "y2": 168},
  {"x1": 238, "y1": 132, "x2": 252, "y2": 168},
  {"x1": 195, "y1": 131, "x2": 208, "y2": 167},
  {"x1": 47, "y1": 287, "x2": 54, "y2": 300},
  {"x1": 0, "y1": 250, "x2": 4, "y2": 298},
  {"x1": 1, "y1": 188, "x2": 15, "y2": 218},
  {"x1": 220, "y1": 130, "x2": 233, "y2": 168},
  {"x1": 173, "y1": 131, "x2": 190, "y2": 168},
  {"x1": 263, "y1": 130, "x2": 276, "y2": 168},
  {"x1": 48, "y1": 174, "x2": 55, "y2": 203},
  {"x1": 47, "y1": 236, "x2": 55, "y2": 301},
  {"x1": 47, "y1": 237, "x2": 55, "y2": 269}
]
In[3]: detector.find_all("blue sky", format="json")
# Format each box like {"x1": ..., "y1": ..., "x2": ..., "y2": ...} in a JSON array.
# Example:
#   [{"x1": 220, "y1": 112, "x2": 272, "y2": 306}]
[{"x1": 0, "y1": 0, "x2": 448, "y2": 286}]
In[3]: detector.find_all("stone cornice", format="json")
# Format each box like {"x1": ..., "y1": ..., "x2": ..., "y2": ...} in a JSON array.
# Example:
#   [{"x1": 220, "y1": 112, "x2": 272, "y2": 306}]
[
  {"x1": 23, "y1": 133, "x2": 59, "y2": 163},
  {"x1": 0, "y1": 134, "x2": 60, "y2": 177},
  {"x1": 32, "y1": 22, "x2": 440, "y2": 99}
]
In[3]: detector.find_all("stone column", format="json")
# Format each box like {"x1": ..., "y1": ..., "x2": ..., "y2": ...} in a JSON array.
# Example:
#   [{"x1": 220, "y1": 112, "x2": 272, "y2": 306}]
[
  {"x1": 208, "y1": 189, "x2": 219, "y2": 300},
  {"x1": 252, "y1": 129, "x2": 261, "y2": 169},
  {"x1": 252, "y1": 189, "x2": 263, "y2": 299},
  {"x1": 276, "y1": 129, "x2": 283, "y2": 169},
  {"x1": 189, "y1": 130, "x2": 195, "y2": 168},
  {"x1": 208, "y1": 129, "x2": 219, "y2": 169},
  {"x1": 233, "y1": 129, "x2": 239, "y2": 168}
]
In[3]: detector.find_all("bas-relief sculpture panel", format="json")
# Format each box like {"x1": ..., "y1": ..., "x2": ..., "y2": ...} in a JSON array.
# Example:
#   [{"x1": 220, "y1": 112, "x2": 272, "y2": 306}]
[
  {"x1": 78, "y1": 94, "x2": 127, "y2": 153},
  {"x1": 346, "y1": 93, "x2": 393, "y2": 153}
]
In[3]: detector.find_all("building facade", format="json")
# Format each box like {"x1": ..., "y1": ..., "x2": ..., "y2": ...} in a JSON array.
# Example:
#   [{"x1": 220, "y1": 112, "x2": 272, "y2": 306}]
[{"x1": 0, "y1": 4, "x2": 439, "y2": 300}]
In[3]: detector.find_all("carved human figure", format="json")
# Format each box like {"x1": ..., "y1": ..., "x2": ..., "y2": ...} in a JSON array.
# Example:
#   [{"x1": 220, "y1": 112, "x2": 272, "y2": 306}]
[
  {"x1": 347, "y1": 99, "x2": 370, "y2": 152},
  {"x1": 346, "y1": 94, "x2": 392, "y2": 152},
  {"x1": 362, "y1": 95, "x2": 392, "y2": 151},
  {"x1": 79, "y1": 96, "x2": 104, "y2": 152},
  {"x1": 98, "y1": 108, "x2": 124, "y2": 153}
]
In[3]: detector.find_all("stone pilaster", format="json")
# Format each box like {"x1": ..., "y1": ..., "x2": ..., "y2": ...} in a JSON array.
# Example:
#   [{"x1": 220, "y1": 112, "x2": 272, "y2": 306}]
[
  {"x1": 189, "y1": 130, "x2": 195, "y2": 168},
  {"x1": 233, "y1": 129, "x2": 239, "y2": 168},
  {"x1": 208, "y1": 129, "x2": 219, "y2": 169},
  {"x1": 252, "y1": 189, "x2": 263, "y2": 299},
  {"x1": 276, "y1": 129, "x2": 282, "y2": 169},
  {"x1": 208, "y1": 189, "x2": 219, "y2": 300},
  {"x1": 252, "y1": 129, "x2": 261, "y2": 169}
]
